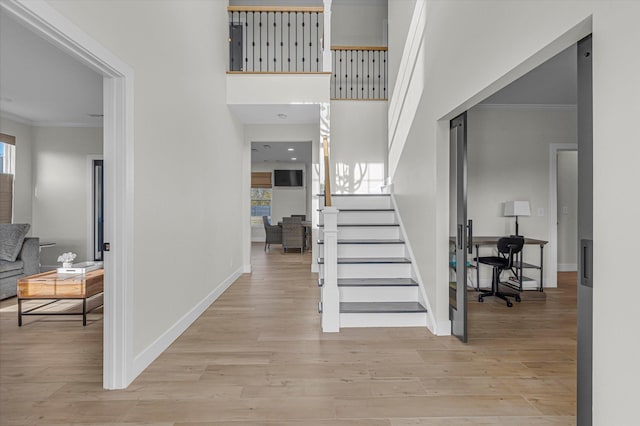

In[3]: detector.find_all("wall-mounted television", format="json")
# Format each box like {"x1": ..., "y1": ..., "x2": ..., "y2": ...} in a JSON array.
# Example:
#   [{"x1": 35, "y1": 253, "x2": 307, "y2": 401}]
[{"x1": 274, "y1": 169, "x2": 303, "y2": 187}]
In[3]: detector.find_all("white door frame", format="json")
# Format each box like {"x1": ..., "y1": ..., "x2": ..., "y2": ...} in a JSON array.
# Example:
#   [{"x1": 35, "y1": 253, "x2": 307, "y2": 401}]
[
  {"x1": 1, "y1": 0, "x2": 135, "y2": 389},
  {"x1": 548, "y1": 143, "x2": 578, "y2": 287}
]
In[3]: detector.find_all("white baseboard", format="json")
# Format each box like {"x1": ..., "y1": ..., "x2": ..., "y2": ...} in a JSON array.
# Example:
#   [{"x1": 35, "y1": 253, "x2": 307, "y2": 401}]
[
  {"x1": 434, "y1": 319, "x2": 451, "y2": 336},
  {"x1": 558, "y1": 263, "x2": 577, "y2": 272},
  {"x1": 131, "y1": 267, "x2": 243, "y2": 380},
  {"x1": 243, "y1": 264, "x2": 251, "y2": 273}
]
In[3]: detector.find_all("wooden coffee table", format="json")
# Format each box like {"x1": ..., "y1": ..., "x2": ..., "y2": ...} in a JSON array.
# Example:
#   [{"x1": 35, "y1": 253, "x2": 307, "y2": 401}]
[{"x1": 17, "y1": 269, "x2": 104, "y2": 326}]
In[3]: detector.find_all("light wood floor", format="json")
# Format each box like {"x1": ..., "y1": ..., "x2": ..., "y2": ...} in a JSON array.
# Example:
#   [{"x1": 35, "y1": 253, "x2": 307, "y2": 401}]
[{"x1": 0, "y1": 244, "x2": 577, "y2": 425}]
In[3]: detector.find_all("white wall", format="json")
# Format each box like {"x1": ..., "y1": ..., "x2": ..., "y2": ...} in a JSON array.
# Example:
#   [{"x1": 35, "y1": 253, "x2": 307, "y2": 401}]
[
  {"x1": 467, "y1": 105, "x2": 577, "y2": 287},
  {"x1": 251, "y1": 162, "x2": 309, "y2": 242},
  {"x1": 388, "y1": 1, "x2": 640, "y2": 422},
  {"x1": 49, "y1": 0, "x2": 245, "y2": 360},
  {"x1": 30, "y1": 126, "x2": 103, "y2": 266},
  {"x1": 557, "y1": 150, "x2": 578, "y2": 270},
  {"x1": 330, "y1": 100, "x2": 387, "y2": 193},
  {"x1": 387, "y1": 0, "x2": 416, "y2": 96},
  {"x1": 332, "y1": 0, "x2": 387, "y2": 46},
  {"x1": 0, "y1": 117, "x2": 33, "y2": 225}
]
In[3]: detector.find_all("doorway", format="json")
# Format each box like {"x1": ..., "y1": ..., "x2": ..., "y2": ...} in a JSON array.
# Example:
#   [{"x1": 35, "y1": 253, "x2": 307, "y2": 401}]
[{"x1": 1, "y1": 0, "x2": 134, "y2": 389}]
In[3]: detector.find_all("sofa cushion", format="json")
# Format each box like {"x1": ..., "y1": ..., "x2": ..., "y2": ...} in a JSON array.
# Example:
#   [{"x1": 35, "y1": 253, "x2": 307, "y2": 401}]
[
  {"x1": 0, "y1": 259, "x2": 24, "y2": 279},
  {"x1": 0, "y1": 224, "x2": 30, "y2": 262}
]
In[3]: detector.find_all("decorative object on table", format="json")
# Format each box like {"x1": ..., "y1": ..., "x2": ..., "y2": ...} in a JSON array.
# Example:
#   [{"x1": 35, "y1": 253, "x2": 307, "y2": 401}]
[
  {"x1": 57, "y1": 261, "x2": 103, "y2": 275},
  {"x1": 503, "y1": 200, "x2": 531, "y2": 236},
  {"x1": 57, "y1": 252, "x2": 77, "y2": 268}
]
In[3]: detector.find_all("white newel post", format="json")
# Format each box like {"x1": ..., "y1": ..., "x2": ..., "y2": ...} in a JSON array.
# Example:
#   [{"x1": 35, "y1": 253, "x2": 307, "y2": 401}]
[
  {"x1": 322, "y1": 0, "x2": 332, "y2": 73},
  {"x1": 322, "y1": 206, "x2": 339, "y2": 332}
]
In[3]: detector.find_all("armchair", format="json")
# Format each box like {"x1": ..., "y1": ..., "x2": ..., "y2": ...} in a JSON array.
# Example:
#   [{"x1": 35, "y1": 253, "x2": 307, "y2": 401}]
[{"x1": 263, "y1": 216, "x2": 282, "y2": 251}]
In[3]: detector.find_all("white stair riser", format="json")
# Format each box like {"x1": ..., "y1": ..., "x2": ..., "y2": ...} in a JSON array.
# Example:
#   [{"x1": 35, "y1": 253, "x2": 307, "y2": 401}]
[
  {"x1": 340, "y1": 312, "x2": 428, "y2": 328},
  {"x1": 320, "y1": 263, "x2": 412, "y2": 279},
  {"x1": 319, "y1": 211, "x2": 396, "y2": 225},
  {"x1": 319, "y1": 196, "x2": 391, "y2": 209},
  {"x1": 319, "y1": 226, "x2": 401, "y2": 240},
  {"x1": 340, "y1": 286, "x2": 418, "y2": 302},
  {"x1": 332, "y1": 244, "x2": 407, "y2": 258}
]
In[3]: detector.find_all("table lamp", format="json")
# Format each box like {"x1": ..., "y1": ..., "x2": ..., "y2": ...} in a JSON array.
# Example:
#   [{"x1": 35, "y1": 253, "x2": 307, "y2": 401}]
[{"x1": 504, "y1": 200, "x2": 530, "y2": 236}]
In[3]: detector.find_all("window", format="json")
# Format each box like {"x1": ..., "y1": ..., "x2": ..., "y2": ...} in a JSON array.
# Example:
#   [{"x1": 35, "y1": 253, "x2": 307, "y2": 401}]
[
  {"x1": 250, "y1": 171, "x2": 272, "y2": 225},
  {"x1": 0, "y1": 133, "x2": 16, "y2": 223},
  {"x1": 250, "y1": 188, "x2": 272, "y2": 225}
]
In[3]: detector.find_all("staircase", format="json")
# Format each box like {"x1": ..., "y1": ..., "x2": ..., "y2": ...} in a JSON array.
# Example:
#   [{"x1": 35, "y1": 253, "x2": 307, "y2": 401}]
[{"x1": 318, "y1": 194, "x2": 428, "y2": 329}]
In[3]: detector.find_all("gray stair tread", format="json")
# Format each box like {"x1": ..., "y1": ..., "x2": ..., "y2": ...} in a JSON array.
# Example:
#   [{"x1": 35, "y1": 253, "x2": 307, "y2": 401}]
[
  {"x1": 318, "y1": 278, "x2": 418, "y2": 287},
  {"x1": 318, "y1": 208, "x2": 395, "y2": 212},
  {"x1": 318, "y1": 257, "x2": 411, "y2": 264},
  {"x1": 340, "y1": 302, "x2": 427, "y2": 314},
  {"x1": 318, "y1": 193, "x2": 390, "y2": 197},
  {"x1": 318, "y1": 223, "x2": 399, "y2": 227},
  {"x1": 317, "y1": 239, "x2": 405, "y2": 244},
  {"x1": 338, "y1": 278, "x2": 418, "y2": 286}
]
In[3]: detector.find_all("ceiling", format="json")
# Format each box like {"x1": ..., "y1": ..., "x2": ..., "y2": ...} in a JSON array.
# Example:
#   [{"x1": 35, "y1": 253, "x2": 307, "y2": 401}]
[
  {"x1": 0, "y1": 9, "x2": 575, "y2": 130},
  {"x1": 0, "y1": 13, "x2": 103, "y2": 127},
  {"x1": 481, "y1": 44, "x2": 577, "y2": 105},
  {"x1": 229, "y1": 104, "x2": 321, "y2": 125},
  {"x1": 252, "y1": 141, "x2": 312, "y2": 163}
]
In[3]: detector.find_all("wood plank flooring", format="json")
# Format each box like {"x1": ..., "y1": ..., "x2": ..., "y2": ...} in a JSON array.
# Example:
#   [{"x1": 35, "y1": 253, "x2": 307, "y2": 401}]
[{"x1": 0, "y1": 244, "x2": 577, "y2": 425}]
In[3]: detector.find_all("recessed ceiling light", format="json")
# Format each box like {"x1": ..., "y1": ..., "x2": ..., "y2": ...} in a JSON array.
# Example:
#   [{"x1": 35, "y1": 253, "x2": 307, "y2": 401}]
[
  {"x1": 288, "y1": 148, "x2": 295, "y2": 151},
  {"x1": 263, "y1": 144, "x2": 271, "y2": 149},
  {"x1": 291, "y1": 157, "x2": 297, "y2": 161},
  {"x1": 251, "y1": 148, "x2": 257, "y2": 151},
  {"x1": 88, "y1": 113, "x2": 104, "y2": 118},
  {"x1": 277, "y1": 113, "x2": 287, "y2": 119}
]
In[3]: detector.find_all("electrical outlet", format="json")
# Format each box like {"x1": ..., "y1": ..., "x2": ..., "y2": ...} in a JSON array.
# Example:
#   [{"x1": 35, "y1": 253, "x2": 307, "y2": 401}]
[
  {"x1": 537, "y1": 208, "x2": 544, "y2": 217},
  {"x1": 562, "y1": 206, "x2": 569, "y2": 215}
]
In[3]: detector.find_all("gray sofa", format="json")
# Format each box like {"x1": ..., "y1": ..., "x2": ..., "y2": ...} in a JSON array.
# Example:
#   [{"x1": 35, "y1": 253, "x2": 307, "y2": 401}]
[{"x1": 0, "y1": 224, "x2": 40, "y2": 300}]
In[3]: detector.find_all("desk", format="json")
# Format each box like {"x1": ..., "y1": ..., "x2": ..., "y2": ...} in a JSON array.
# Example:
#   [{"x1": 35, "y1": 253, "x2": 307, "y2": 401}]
[{"x1": 471, "y1": 236, "x2": 547, "y2": 292}]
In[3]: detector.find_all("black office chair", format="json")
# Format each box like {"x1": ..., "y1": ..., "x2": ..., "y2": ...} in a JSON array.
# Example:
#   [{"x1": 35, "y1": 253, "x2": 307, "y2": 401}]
[{"x1": 476, "y1": 236, "x2": 524, "y2": 307}]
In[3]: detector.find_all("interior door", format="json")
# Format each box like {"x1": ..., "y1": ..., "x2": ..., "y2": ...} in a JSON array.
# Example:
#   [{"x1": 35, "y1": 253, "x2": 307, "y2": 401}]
[
  {"x1": 450, "y1": 112, "x2": 469, "y2": 342},
  {"x1": 577, "y1": 34, "x2": 593, "y2": 426}
]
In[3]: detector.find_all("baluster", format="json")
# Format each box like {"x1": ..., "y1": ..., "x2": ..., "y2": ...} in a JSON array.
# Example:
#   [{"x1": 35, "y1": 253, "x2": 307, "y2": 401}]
[
  {"x1": 265, "y1": 12, "x2": 269, "y2": 71},
  {"x1": 244, "y1": 12, "x2": 248, "y2": 72},
  {"x1": 315, "y1": 13, "x2": 320, "y2": 71},
  {"x1": 301, "y1": 12, "x2": 306, "y2": 71},
  {"x1": 259, "y1": 12, "x2": 263, "y2": 71},
  {"x1": 287, "y1": 12, "x2": 291, "y2": 72},
  {"x1": 273, "y1": 12, "x2": 277, "y2": 71},
  {"x1": 384, "y1": 50, "x2": 387, "y2": 99},
  {"x1": 295, "y1": 12, "x2": 298, "y2": 71},
  {"x1": 280, "y1": 12, "x2": 284, "y2": 72}
]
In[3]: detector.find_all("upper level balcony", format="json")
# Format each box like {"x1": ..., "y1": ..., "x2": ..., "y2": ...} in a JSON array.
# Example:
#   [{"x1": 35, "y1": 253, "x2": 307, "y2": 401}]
[{"x1": 226, "y1": 2, "x2": 388, "y2": 107}]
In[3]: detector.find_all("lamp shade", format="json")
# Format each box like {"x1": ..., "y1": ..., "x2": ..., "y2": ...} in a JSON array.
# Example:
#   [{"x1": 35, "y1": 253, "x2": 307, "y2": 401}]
[{"x1": 504, "y1": 200, "x2": 531, "y2": 217}]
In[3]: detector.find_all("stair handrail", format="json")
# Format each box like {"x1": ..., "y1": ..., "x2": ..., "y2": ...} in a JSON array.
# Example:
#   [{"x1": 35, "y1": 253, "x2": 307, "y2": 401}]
[{"x1": 322, "y1": 135, "x2": 332, "y2": 207}]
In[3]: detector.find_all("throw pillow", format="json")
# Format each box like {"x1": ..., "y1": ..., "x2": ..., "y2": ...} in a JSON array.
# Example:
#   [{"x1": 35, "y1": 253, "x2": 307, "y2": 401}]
[{"x1": 0, "y1": 223, "x2": 31, "y2": 262}]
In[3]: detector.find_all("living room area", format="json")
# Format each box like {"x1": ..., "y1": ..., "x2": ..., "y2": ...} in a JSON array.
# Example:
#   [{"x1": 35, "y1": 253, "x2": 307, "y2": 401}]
[{"x1": 0, "y1": 11, "x2": 105, "y2": 323}]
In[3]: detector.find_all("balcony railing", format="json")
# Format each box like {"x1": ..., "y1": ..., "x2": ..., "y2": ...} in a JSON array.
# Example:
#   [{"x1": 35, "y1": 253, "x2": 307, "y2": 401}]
[
  {"x1": 331, "y1": 46, "x2": 387, "y2": 100},
  {"x1": 228, "y1": 6, "x2": 324, "y2": 73}
]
